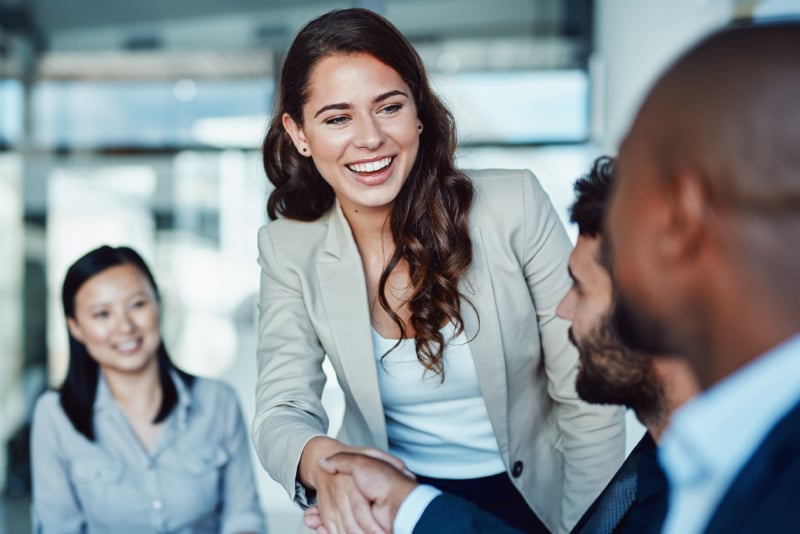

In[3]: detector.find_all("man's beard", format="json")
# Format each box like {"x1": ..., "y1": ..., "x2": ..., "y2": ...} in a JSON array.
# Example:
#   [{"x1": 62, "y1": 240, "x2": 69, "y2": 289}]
[
  {"x1": 612, "y1": 290, "x2": 678, "y2": 355},
  {"x1": 573, "y1": 312, "x2": 664, "y2": 420},
  {"x1": 601, "y1": 235, "x2": 677, "y2": 356}
]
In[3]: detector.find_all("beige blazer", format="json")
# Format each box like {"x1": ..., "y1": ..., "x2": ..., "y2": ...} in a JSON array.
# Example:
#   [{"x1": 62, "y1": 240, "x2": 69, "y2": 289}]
[{"x1": 253, "y1": 169, "x2": 625, "y2": 533}]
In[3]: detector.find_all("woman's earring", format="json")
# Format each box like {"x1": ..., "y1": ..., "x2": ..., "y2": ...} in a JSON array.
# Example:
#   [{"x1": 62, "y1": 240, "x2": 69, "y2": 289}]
[
  {"x1": 301, "y1": 147, "x2": 308, "y2": 153},
  {"x1": 417, "y1": 124, "x2": 423, "y2": 132}
]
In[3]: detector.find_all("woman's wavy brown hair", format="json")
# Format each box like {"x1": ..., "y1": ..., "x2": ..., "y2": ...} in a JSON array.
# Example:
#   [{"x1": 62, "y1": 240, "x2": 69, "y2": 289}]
[{"x1": 262, "y1": 8, "x2": 474, "y2": 378}]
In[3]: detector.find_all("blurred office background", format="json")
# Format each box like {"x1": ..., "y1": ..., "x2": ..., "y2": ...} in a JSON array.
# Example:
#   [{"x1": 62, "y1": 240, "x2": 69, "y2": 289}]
[{"x1": 0, "y1": 0, "x2": 796, "y2": 532}]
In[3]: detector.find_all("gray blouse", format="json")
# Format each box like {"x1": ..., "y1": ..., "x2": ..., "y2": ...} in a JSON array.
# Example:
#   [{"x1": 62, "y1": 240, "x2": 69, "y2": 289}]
[{"x1": 30, "y1": 372, "x2": 266, "y2": 533}]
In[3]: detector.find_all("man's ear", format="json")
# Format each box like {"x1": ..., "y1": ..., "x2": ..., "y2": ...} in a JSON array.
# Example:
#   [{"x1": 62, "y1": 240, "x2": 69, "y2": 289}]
[
  {"x1": 661, "y1": 167, "x2": 709, "y2": 262},
  {"x1": 67, "y1": 317, "x2": 84, "y2": 343},
  {"x1": 282, "y1": 113, "x2": 312, "y2": 158}
]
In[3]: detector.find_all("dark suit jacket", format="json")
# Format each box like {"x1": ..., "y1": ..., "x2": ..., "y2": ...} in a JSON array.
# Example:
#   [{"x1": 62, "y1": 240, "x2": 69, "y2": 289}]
[
  {"x1": 703, "y1": 399, "x2": 800, "y2": 534},
  {"x1": 414, "y1": 433, "x2": 667, "y2": 534},
  {"x1": 414, "y1": 493, "x2": 527, "y2": 534},
  {"x1": 571, "y1": 432, "x2": 667, "y2": 534}
]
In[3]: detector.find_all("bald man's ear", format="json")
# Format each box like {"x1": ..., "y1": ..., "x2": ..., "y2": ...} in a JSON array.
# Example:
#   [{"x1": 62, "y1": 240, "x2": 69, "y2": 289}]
[{"x1": 660, "y1": 167, "x2": 710, "y2": 263}]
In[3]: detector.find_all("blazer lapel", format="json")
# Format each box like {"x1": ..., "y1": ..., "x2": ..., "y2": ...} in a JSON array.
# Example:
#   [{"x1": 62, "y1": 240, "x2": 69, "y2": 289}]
[
  {"x1": 461, "y1": 226, "x2": 510, "y2": 456},
  {"x1": 316, "y1": 203, "x2": 387, "y2": 447}
]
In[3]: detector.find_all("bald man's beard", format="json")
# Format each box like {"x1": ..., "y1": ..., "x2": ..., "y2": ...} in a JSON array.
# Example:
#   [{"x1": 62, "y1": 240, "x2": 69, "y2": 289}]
[
  {"x1": 613, "y1": 290, "x2": 679, "y2": 356},
  {"x1": 573, "y1": 313, "x2": 664, "y2": 422}
]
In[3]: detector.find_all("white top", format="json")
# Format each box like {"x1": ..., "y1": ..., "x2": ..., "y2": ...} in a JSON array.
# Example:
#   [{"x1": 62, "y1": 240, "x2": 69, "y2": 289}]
[
  {"x1": 659, "y1": 332, "x2": 800, "y2": 534},
  {"x1": 372, "y1": 322, "x2": 505, "y2": 479}
]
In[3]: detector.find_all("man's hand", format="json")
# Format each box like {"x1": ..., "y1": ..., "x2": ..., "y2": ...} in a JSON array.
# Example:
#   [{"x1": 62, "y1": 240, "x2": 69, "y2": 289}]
[
  {"x1": 303, "y1": 505, "x2": 327, "y2": 534},
  {"x1": 318, "y1": 452, "x2": 420, "y2": 533},
  {"x1": 299, "y1": 437, "x2": 415, "y2": 534}
]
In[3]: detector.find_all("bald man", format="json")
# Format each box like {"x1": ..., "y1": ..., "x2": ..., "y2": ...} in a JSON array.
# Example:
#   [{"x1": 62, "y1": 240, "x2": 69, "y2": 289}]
[{"x1": 608, "y1": 21, "x2": 800, "y2": 534}]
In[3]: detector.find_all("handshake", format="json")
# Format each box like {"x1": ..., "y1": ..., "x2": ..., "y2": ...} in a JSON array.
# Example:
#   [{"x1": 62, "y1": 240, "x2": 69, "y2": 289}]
[{"x1": 303, "y1": 452, "x2": 420, "y2": 534}]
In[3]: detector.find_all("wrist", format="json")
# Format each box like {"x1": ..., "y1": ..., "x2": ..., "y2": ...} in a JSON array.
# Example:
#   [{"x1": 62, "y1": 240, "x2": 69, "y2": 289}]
[{"x1": 299, "y1": 436, "x2": 347, "y2": 489}]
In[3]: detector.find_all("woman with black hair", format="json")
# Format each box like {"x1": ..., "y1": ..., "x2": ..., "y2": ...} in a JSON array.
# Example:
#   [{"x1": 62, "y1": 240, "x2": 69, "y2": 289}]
[{"x1": 30, "y1": 245, "x2": 265, "y2": 533}]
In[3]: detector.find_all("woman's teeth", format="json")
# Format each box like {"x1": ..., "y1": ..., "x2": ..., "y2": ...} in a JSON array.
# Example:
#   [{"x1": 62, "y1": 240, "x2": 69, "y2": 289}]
[
  {"x1": 116, "y1": 340, "x2": 139, "y2": 351},
  {"x1": 347, "y1": 157, "x2": 392, "y2": 173}
]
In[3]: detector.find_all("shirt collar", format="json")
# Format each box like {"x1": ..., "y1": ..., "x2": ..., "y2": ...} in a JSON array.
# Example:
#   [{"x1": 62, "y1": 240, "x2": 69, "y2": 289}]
[
  {"x1": 93, "y1": 368, "x2": 193, "y2": 431},
  {"x1": 660, "y1": 332, "x2": 800, "y2": 488},
  {"x1": 172, "y1": 369, "x2": 192, "y2": 432},
  {"x1": 93, "y1": 371, "x2": 114, "y2": 413}
]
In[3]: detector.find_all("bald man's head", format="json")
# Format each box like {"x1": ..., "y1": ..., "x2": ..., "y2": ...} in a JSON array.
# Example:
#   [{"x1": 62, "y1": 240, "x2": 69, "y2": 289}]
[
  {"x1": 623, "y1": 22, "x2": 800, "y2": 308},
  {"x1": 641, "y1": 22, "x2": 800, "y2": 210},
  {"x1": 608, "y1": 21, "x2": 800, "y2": 387}
]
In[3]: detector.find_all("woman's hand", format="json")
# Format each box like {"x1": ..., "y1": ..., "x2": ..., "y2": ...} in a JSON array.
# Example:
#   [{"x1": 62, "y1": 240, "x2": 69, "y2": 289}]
[{"x1": 299, "y1": 437, "x2": 414, "y2": 534}]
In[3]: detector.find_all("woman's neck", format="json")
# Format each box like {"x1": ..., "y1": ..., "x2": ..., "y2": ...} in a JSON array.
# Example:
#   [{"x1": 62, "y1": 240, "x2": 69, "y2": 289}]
[
  {"x1": 102, "y1": 361, "x2": 163, "y2": 420},
  {"x1": 341, "y1": 200, "x2": 416, "y2": 338},
  {"x1": 343, "y1": 201, "x2": 391, "y2": 238}
]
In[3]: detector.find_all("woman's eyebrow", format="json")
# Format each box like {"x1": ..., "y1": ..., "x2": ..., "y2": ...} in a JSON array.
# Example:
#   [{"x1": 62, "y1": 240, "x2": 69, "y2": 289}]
[{"x1": 312, "y1": 90, "x2": 409, "y2": 119}]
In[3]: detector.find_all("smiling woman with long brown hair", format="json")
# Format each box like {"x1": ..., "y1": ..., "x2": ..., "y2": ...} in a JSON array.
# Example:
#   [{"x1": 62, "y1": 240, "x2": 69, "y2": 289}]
[{"x1": 254, "y1": 8, "x2": 625, "y2": 534}]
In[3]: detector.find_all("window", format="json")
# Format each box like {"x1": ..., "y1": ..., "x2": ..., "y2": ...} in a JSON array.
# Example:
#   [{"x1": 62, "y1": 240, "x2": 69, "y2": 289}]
[
  {"x1": 32, "y1": 78, "x2": 273, "y2": 149},
  {"x1": 433, "y1": 69, "x2": 589, "y2": 144}
]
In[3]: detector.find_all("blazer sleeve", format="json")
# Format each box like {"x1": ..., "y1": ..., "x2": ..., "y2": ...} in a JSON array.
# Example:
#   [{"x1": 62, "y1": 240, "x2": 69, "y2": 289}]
[
  {"x1": 414, "y1": 494, "x2": 528, "y2": 534},
  {"x1": 520, "y1": 170, "x2": 626, "y2": 533},
  {"x1": 252, "y1": 224, "x2": 329, "y2": 506}
]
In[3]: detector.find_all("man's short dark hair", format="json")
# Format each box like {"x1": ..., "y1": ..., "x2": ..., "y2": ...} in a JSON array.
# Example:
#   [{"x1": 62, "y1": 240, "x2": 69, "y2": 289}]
[{"x1": 569, "y1": 156, "x2": 616, "y2": 237}]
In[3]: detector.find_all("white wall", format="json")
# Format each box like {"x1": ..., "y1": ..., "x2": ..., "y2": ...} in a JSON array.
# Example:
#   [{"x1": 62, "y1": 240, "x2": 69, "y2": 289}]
[
  {"x1": 593, "y1": 0, "x2": 734, "y2": 153},
  {"x1": 592, "y1": 0, "x2": 737, "y2": 451}
]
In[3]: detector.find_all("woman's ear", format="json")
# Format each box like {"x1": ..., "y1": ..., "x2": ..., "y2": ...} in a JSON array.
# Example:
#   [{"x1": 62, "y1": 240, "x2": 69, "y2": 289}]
[
  {"x1": 67, "y1": 317, "x2": 84, "y2": 343},
  {"x1": 282, "y1": 113, "x2": 312, "y2": 157}
]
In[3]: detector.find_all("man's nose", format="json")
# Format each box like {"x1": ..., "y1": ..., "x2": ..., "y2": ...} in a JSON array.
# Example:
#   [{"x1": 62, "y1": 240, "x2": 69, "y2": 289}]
[{"x1": 556, "y1": 287, "x2": 577, "y2": 321}]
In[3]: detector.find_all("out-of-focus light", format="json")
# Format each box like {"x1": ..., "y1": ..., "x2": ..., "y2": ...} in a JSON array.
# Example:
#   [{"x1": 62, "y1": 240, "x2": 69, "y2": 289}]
[
  {"x1": 107, "y1": 166, "x2": 158, "y2": 196},
  {"x1": 173, "y1": 79, "x2": 197, "y2": 102},
  {"x1": 191, "y1": 115, "x2": 267, "y2": 148},
  {"x1": 753, "y1": 0, "x2": 800, "y2": 18},
  {"x1": 174, "y1": 314, "x2": 237, "y2": 378},
  {"x1": 437, "y1": 52, "x2": 461, "y2": 74}
]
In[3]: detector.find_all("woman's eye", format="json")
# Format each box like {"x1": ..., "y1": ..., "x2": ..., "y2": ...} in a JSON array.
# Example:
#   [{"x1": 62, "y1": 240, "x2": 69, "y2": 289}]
[
  {"x1": 325, "y1": 116, "x2": 348, "y2": 126},
  {"x1": 381, "y1": 104, "x2": 402, "y2": 115},
  {"x1": 132, "y1": 299, "x2": 147, "y2": 308}
]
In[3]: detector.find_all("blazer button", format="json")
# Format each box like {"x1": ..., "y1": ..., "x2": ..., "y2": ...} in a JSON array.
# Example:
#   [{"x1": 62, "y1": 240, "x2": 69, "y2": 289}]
[{"x1": 512, "y1": 461, "x2": 524, "y2": 478}]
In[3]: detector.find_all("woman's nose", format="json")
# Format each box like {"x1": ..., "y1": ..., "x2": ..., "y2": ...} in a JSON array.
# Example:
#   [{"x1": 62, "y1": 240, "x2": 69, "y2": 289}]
[
  {"x1": 117, "y1": 311, "x2": 136, "y2": 333},
  {"x1": 353, "y1": 116, "x2": 385, "y2": 150}
]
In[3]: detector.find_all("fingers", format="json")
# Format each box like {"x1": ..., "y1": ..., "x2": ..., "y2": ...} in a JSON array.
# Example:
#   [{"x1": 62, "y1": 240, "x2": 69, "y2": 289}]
[
  {"x1": 317, "y1": 452, "x2": 345, "y2": 475},
  {"x1": 349, "y1": 491, "x2": 389, "y2": 534},
  {"x1": 360, "y1": 448, "x2": 415, "y2": 479},
  {"x1": 315, "y1": 464, "x2": 388, "y2": 534},
  {"x1": 319, "y1": 452, "x2": 364, "y2": 477},
  {"x1": 319, "y1": 452, "x2": 372, "y2": 475},
  {"x1": 321, "y1": 491, "x2": 386, "y2": 534},
  {"x1": 316, "y1": 451, "x2": 418, "y2": 534},
  {"x1": 304, "y1": 506, "x2": 324, "y2": 531}
]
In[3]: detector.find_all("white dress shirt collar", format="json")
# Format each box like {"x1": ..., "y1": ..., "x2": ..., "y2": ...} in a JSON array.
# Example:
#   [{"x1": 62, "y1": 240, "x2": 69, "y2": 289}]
[{"x1": 659, "y1": 331, "x2": 800, "y2": 534}]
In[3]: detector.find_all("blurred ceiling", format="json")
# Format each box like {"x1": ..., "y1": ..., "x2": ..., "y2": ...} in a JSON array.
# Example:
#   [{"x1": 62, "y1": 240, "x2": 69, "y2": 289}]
[{"x1": 0, "y1": 0, "x2": 592, "y2": 78}]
